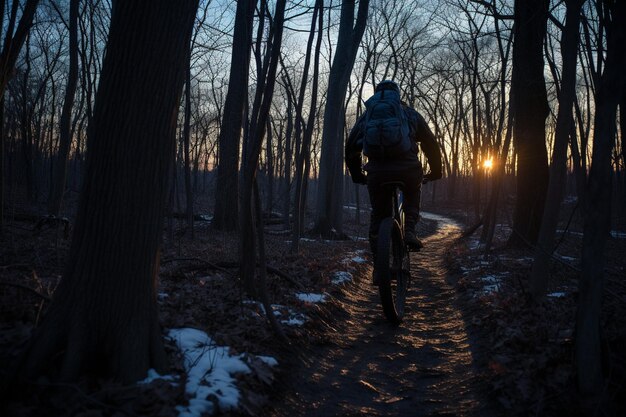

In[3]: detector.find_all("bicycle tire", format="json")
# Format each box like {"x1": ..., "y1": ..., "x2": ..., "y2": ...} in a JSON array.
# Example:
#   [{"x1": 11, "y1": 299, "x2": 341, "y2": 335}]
[{"x1": 376, "y1": 217, "x2": 410, "y2": 324}]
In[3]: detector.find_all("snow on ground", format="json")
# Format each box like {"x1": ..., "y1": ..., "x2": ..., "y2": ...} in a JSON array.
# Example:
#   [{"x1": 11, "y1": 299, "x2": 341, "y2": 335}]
[
  {"x1": 139, "y1": 368, "x2": 178, "y2": 384},
  {"x1": 479, "y1": 274, "x2": 504, "y2": 295},
  {"x1": 296, "y1": 293, "x2": 328, "y2": 303},
  {"x1": 167, "y1": 328, "x2": 278, "y2": 417},
  {"x1": 555, "y1": 253, "x2": 578, "y2": 262},
  {"x1": 284, "y1": 237, "x2": 317, "y2": 243},
  {"x1": 350, "y1": 255, "x2": 367, "y2": 263},
  {"x1": 611, "y1": 231, "x2": 626, "y2": 239},
  {"x1": 342, "y1": 249, "x2": 368, "y2": 265},
  {"x1": 331, "y1": 271, "x2": 353, "y2": 285},
  {"x1": 548, "y1": 292, "x2": 567, "y2": 298},
  {"x1": 556, "y1": 229, "x2": 584, "y2": 237},
  {"x1": 243, "y1": 300, "x2": 308, "y2": 326}
]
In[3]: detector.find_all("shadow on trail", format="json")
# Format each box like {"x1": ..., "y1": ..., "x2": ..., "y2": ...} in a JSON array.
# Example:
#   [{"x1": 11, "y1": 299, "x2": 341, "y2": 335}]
[{"x1": 269, "y1": 213, "x2": 496, "y2": 417}]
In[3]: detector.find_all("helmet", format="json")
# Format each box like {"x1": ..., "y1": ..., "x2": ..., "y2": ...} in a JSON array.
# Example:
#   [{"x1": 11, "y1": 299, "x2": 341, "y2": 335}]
[{"x1": 375, "y1": 80, "x2": 400, "y2": 94}]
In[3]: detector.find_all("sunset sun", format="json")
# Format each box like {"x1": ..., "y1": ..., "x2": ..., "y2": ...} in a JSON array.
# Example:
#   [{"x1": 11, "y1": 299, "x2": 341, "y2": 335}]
[{"x1": 483, "y1": 158, "x2": 493, "y2": 170}]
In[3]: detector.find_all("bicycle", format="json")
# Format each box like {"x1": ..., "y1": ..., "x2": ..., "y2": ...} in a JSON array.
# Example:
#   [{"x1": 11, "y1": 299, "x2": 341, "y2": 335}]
[{"x1": 374, "y1": 181, "x2": 413, "y2": 324}]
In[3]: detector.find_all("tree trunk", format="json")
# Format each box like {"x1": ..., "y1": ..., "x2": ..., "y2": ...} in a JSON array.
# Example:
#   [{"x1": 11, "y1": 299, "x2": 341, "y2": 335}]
[
  {"x1": 576, "y1": 0, "x2": 626, "y2": 398},
  {"x1": 0, "y1": 0, "x2": 40, "y2": 95},
  {"x1": 282, "y1": 103, "x2": 293, "y2": 228},
  {"x1": 0, "y1": 94, "x2": 4, "y2": 234},
  {"x1": 314, "y1": 0, "x2": 369, "y2": 238},
  {"x1": 265, "y1": 117, "x2": 274, "y2": 215},
  {"x1": 530, "y1": 0, "x2": 584, "y2": 300},
  {"x1": 213, "y1": 0, "x2": 256, "y2": 231},
  {"x1": 17, "y1": 0, "x2": 198, "y2": 384},
  {"x1": 183, "y1": 49, "x2": 194, "y2": 238},
  {"x1": 48, "y1": 0, "x2": 79, "y2": 216},
  {"x1": 509, "y1": 0, "x2": 550, "y2": 247},
  {"x1": 240, "y1": 0, "x2": 286, "y2": 296},
  {"x1": 291, "y1": 0, "x2": 323, "y2": 252}
]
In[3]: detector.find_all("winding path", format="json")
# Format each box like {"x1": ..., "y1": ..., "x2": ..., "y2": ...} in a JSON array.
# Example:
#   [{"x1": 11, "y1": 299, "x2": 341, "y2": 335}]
[{"x1": 269, "y1": 214, "x2": 496, "y2": 417}]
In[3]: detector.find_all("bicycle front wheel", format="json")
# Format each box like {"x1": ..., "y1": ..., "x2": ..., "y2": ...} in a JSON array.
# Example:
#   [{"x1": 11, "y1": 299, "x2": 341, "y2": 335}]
[{"x1": 375, "y1": 217, "x2": 411, "y2": 324}]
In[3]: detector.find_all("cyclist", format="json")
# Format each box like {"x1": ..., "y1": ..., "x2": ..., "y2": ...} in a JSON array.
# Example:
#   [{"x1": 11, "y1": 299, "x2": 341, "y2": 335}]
[{"x1": 345, "y1": 80, "x2": 442, "y2": 270}]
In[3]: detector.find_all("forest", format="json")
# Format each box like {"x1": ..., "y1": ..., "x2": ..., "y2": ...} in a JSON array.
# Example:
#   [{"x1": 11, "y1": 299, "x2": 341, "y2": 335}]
[{"x1": 0, "y1": 0, "x2": 625, "y2": 416}]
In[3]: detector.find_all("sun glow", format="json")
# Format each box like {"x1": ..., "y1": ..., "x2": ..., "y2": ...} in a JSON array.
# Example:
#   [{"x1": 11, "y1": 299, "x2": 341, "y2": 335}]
[{"x1": 483, "y1": 158, "x2": 493, "y2": 170}]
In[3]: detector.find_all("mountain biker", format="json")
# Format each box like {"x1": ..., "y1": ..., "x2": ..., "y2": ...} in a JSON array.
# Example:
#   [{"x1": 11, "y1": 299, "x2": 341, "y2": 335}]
[{"x1": 345, "y1": 80, "x2": 442, "y2": 267}]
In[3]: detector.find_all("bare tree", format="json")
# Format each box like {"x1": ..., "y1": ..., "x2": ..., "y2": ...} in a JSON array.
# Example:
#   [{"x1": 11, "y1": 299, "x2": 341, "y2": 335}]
[
  {"x1": 48, "y1": 0, "x2": 79, "y2": 216},
  {"x1": 314, "y1": 0, "x2": 369, "y2": 238},
  {"x1": 576, "y1": 0, "x2": 626, "y2": 398},
  {"x1": 530, "y1": 0, "x2": 585, "y2": 300},
  {"x1": 239, "y1": 0, "x2": 287, "y2": 339},
  {"x1": 213, "y1": 0, "x2": 256, "y2": 231},
  {"x1": 17, "y1": 0, "x2": 198, "y2": 383},
  {"x1": 509, "y1": 0, "x2": 550, "y2": 247}
]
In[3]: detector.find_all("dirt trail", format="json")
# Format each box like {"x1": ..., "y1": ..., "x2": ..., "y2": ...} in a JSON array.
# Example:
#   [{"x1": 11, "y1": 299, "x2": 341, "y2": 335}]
[{"x1": 269, "y1": 214, "x2": 496, "y2": 417}]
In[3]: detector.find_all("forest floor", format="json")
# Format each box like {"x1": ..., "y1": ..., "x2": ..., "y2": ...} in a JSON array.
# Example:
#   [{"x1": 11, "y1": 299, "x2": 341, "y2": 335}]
[{"x1": 1, "y1": 197, "x2": 625, "y2": 416}]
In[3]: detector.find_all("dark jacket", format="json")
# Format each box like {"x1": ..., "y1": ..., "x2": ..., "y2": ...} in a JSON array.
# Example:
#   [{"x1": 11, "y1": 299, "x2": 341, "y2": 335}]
[{"x1": 345, "y1": 105, "x2": 442, "y2": 181}]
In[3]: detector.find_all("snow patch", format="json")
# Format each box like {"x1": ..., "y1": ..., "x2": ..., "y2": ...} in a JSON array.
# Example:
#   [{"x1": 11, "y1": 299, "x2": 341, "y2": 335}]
[
  {"x1": 478, "y1": 274, "x2": 506, "y2": 295},
  {"x1": 139, "y1": 368, "x2": 178, "y2": 384},
  {"x1": 611, "y1": 231, "x2": 626, "y2": 239},
  {"x1": 243, "y1": 301, "x2": 307, "y2": 326},
  {"x1": 256, "y1": 355, "x2": 279, "y2": 367},
  {"x1": 556, "y1": 229, "x2": 584, "y2": 237},
  {"x1": 555, "y1": 253, "x2": 578, "y2": 262},
  {"x1": 548, "y1": 292, "x2": 567, "y2": 298},
  {"x1": 331, "y1": 271, "x2": 353, "y2": 285},
  {"x1": 168, "y1": 328, "x2": 252, "y2": 417},
  {"x1": 296, "y1": 293, "x2": 327, "y2": 303}
]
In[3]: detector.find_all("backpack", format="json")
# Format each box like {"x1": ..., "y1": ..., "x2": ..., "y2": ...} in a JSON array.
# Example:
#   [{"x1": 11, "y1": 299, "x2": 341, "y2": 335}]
[{"x1": 362, "y1": 89, "x2": 412, "y2": 160}]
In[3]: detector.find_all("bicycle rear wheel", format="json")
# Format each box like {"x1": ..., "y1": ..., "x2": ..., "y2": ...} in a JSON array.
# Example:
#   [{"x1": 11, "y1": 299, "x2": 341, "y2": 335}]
[{"x1": 375, "y1": 217, "x2": 411, "y2": 324}]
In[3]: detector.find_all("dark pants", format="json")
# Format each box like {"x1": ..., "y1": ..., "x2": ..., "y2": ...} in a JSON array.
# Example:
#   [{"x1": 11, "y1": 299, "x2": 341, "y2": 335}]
[{"x1": 366, "y1": 167, "x2": 423, "y2": 256}]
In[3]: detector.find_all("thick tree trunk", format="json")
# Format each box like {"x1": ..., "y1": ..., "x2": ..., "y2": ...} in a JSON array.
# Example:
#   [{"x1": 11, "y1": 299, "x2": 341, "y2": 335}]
[
  {"x1": 48, "y1": 0, "x2": 79, "y2": 216},
  {"x1": 314, "y1": 0, "x2": 369, "y2": 238},
  {"x1": 17, "y1": 0, "x2": 198, "y2": 384},
  {"x1": 509, "y1": 0, "x2": 550, "y2": 247},
  {"x1": 213, "y1": 0, "x2": 256, "y2": 231},
  {"x1": 576, "y1": 0, "x2": 626, "y2": 397},
  {"x1": 530, "y1": 0, "x2": 584, "y2": 299}
]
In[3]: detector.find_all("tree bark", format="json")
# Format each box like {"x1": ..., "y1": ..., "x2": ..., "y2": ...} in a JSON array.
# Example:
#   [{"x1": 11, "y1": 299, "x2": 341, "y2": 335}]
[
  {"x1": 17, "y1": 0, "x2": 198, "y2": 384},
  {"x1": 509, "y1": 0, "x2": 550, "y2": 247},
  {"x1": 213, "y1": 0, "x2": 256, "y2": 231},
  {"x1": 530, "y1": 0, "x2": 584, "y2": 299},
  {"x1": 576, "y1": 0, "x2": 626, "y2": 397},
  {"x1": 314, "y1": 0, "x2": 369, "y2": 238}
]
